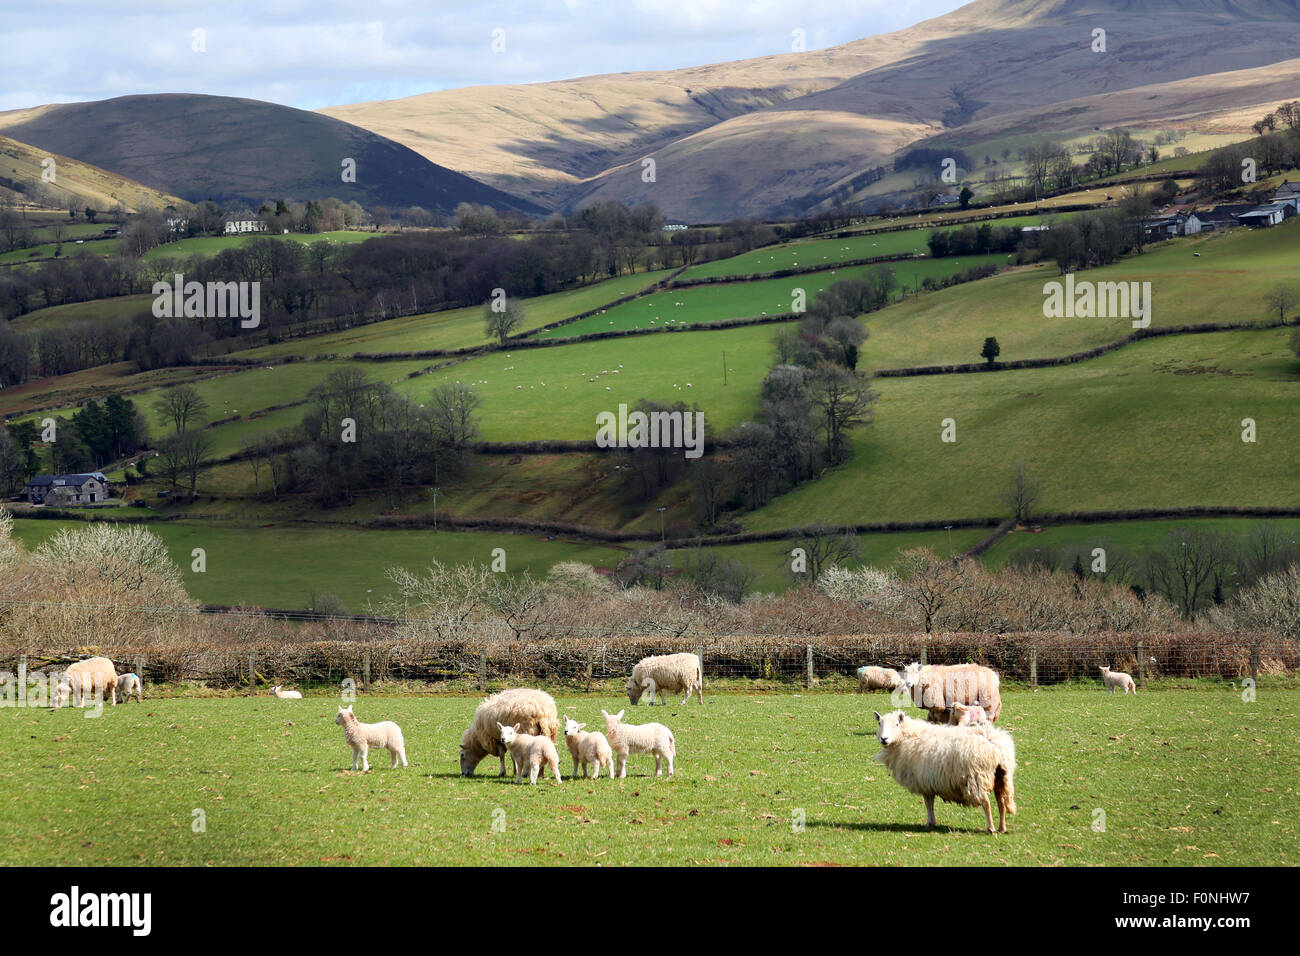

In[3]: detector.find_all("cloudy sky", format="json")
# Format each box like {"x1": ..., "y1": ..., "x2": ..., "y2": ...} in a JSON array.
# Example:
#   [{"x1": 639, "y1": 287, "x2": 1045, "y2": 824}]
[{"x1": 1, "y1": 0, "x2": 969, "y2": 112}]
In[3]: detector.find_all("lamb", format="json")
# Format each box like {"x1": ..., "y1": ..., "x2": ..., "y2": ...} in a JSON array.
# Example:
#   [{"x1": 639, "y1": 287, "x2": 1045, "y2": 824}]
[
  {"x1": 116, "y1": 673, "x2": 143, "y2": 704},
  {"x1": 563, "y1": 716, "x2": 614, "y2": 780},
  {"x1": 627, "y1": 652, "x2": 703, "y2": 706},
  {"x1": 271, "y1": 685, "x2": 302, "y2": 699},
  {"x1": 1099, "y1": 666, "x2": 1137, "y2": 695},
  {"x1": 901, "y1": 661, "x2": 1002, "y2": 723},
  {"x1": 601, "y1": 708, "x2": 675, "y2": 778},
  {"x1": 54, "y1": 657, "x2": 118, "y2": 709},
  {"x1": 460, "y1": 688, "x2": 559, "y2": 777},
  {"x1": 948, "y1": 703, "x2": 988, "y2": 726},
  {"x1": 499, "y1": 722, "x2": 563, "y2": 785},
  {"x1": 335, "y1": 705, "x2": 407, "y2": 771},
  {"x1": 855, "y1": 665, "x2": 903, "y2": 693},
  {"x1": 874, "y1": 709, "x2": 1017, "y2": 834}
]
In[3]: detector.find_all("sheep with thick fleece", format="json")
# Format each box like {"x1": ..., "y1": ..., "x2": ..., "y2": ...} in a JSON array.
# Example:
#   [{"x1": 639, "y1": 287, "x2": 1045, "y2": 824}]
[
  {"x1": 500, "y1": 722, "x2": 563, "y2": 785},
  {"x1": 116, "y1": 673, "x2": 142, "y2": 704},
  {"x1": 460, "y1": 688, "x2": 559, "y2": 777},
  {"x1": 336, "y1": 705, "x2": 407, "y2": 771},
  {"x1": 563, "y1": 716, "x2": 614, "y2": 780},
  {"x1": 601, "y1": 708, "x2": 675, "y2": 778},
  {"x1": 54, "y1": 657, "x2": 118, "y2": 709},
  {"x1": 874, "y1": 710, "x2": 1017, "y2": 833},
  {"x1": 901, "y1": 661, "x2": 1002, "y2": 723},
  {"x1": 855, "y1": 666, "x2": 903, "y2": 693},
  {"x1": 627, "y1": 652, "x2": 702, "y2": 706},
  {"x1": 271, "y1": 685, "x2": 302, "y2": 699},
  {"x1": 1099, "y1": 666, "x2": 1137, "y2": 694}
]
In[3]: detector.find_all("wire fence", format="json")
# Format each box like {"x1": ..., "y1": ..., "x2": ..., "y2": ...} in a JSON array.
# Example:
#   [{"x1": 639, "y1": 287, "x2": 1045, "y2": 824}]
[{"x1": 3, "y1": 629, "x2": 1292, "y2": 697}]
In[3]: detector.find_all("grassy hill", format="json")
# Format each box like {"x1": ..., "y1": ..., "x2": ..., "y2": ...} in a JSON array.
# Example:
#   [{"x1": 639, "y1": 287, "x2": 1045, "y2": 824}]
[{"x1": 0, "y1": 133, "x2": 183, "y2": 212}]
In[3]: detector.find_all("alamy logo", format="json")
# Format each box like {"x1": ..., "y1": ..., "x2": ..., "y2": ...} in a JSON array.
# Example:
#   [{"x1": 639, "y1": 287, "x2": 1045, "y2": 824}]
[
  {"x1": 50, "y1": 886, "x2": 151, "y2": 936},
  {"x1": 1042, "y1": 274, "x2": 1151, "y2": 328},
  {"x1": 595, "y1": 403, "x2": 705, "y2": 459},
  {"x1": 152, "y1": 273, "x2": 260, "y2": 328}
]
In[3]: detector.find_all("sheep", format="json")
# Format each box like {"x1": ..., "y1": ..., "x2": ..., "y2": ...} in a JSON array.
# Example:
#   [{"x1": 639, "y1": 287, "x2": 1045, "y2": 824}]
[
  {"x1": 1099, "y1": 666, "x2": 1137, "y2": 695},
  {"x1": 948, "y1": 703, "x2": 988, "y2": 726},
  {"x1": 873, "y1": 709, "x2": 1017, "y2": 834},
  {"x1": 460, "y1": 688, "x2": 559, "y2": 777},
  {"x1": 627, "y1": 652, "x2": 703, "y2": 706},
  {"x1": 335, "y1": 705, "x2": 407, "y2": 771},
  {"x1": 54, "y1": 657, "x2": 118, "y2": 709},
  {"x1": 116, "y1": 673, "x2": 143, "y2": 704},
  {"x1": 563, "y1": 716, "x2": 614, "y2": 780},
  {"x1": 499, "y1": 722, "x2": 563, "y2": 785},
  {"x1": 900, "y1": 661, "x2": 1002, "y2": 723},
  {"x1": 271, "y1": 685, "x2": 302, "y2": 699},
  {"x1": 855, "y1": 665, "x2": 903, "y2": 693},
  {"x1": 601, "y1": 708, "x2": 675, "y2": 778}
]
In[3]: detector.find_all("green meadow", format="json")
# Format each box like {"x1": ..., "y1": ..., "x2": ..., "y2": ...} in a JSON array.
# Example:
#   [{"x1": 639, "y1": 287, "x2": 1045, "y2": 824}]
[{"x1": 3, "y1": 686, "x2": 1294, "y2": 866}]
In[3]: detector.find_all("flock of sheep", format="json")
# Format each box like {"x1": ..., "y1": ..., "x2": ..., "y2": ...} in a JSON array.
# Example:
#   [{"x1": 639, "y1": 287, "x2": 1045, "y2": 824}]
[{"x1": 43, "y1": 650, "x2": 1138, "y2": 834}]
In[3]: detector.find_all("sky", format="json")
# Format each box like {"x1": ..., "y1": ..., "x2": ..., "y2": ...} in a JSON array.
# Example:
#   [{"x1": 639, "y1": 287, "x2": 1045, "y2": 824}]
[{"x1": 0, "y1": 0, "x2": 971, "y2": 112}]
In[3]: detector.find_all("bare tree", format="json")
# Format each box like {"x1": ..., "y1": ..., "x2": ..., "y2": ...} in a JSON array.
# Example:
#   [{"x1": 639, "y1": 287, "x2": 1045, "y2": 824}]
[
  {"x1": 154, "y1": 385, "x2": 209, "y2": 435},
  {"x1": 792, "y1": 525, "x2": 860, "y2": 583},
  {"x1": 807, "y1": 368, "x2": 877, "y2": 464},
  {"x1": 483, "y1": 296, "x2": 526, "y2": 344},
  {"x1": 894, "y1": 548, "x2": 965, "y2": 633},
  {"x1": 1265, "y1": 284, "x2": 1297, "y2": 323},
  {"x1": 1001, "y1": 461, "x2": 1043, "y2": 523}
]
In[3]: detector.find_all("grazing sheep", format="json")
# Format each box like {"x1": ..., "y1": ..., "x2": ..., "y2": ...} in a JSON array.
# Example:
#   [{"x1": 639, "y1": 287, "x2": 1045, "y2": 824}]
[
  {"x1": 563, "y1": 716, "x2": 615, "y2": 780},
  {"x1": 499, "y1": 722, "x2": 563, "y2": 785},
  {"x1": 901, "y1": 661, "x2": 1002, "y2": 722},
  {"x1": 335, "y1": 705, "x2": 407, "y2": 772},
  {"x1": 874, "y1": 709, "x2": 1017, "y2": 833},
  {"x1": 1099, "y1": 666, "x2": 1137, "y2": 695},
  {"x1": 116, "y1": 673, "x2": 143, "y2": 704},
  {"x1": 54, "y1": 657, "x2": 118, "y2": 709},
  {"x1": 601, "y1": 708, "x2": 675, "y2": 778},
  {"x1": 627, "y1": 652, "x2": 703, "y2": 706},
  {"x1": 948, "y1": 703, "x2": 988, "y2": 726},
  {"x1": 271, "y1": 685, "x2": 302, "y2": 699},
  {"x1": 855, "y1": 665, "x2": 903, "y2": 693},
  {"x1": 460, "y1": 688, "x2": 559, "y2": 777}
]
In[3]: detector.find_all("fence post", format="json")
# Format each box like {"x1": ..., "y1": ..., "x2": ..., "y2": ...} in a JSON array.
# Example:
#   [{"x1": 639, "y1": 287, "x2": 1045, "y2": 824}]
[
  {"x1": 17, "y1": 654, "x2": 26, "y2": 705},
  {"x1": 1029, "y1": 646, "x2": 1038, "y2": 689},
  {"x1": 363, "y1": 651, "x2": 371, "y2": 693},
  {"x1": 478, "y1": 650, "x2": 487, "y2": 693},
  {"x1": 920, "y1": 640, "x2": 928, "y2": 667},
  {"x1": 135, "y1": 655, "x2": 144, "y2": 683},
  {"x1": 1250, "y1": 640, "x2": 1259, "y2": 690},
  {"x1": 248, "y1": 653, "x2": 257, "y2": 689},
  {"x1": 1137, "y1": 641, "x2": 1145, "y2": 688},
  {"x1": 585, "y1": 648, "x2": 594, "y2": 695},
  {"x1": 806, "y1": 644, "x2": 814, "y2": 689}
]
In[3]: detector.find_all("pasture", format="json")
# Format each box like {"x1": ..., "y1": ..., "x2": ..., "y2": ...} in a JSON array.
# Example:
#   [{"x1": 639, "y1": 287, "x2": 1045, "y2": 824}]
[{"x1": 2, "y1": 685, "x2": 1293, "y2": 866}]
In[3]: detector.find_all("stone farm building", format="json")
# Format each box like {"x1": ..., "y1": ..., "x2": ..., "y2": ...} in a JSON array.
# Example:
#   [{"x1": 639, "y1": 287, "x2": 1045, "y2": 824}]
[{"x1": 22, "y1": 473, "x2": 110, "y2": 505}]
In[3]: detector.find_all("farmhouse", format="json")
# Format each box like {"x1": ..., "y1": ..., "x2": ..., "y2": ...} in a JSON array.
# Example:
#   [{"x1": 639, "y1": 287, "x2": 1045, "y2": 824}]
[
  {"x1": 1272, "y1": 180, "x2": 1300, "y2": 205},
  {"x1": 1237, "y1": 203, "x2": 1290, "y2": 227},
  {"x1": 223, "y1": 209, "x2": 267, "y2": 235},
  {"x1": 22, "y1": 473, "x2": 110, "y2": 505}
]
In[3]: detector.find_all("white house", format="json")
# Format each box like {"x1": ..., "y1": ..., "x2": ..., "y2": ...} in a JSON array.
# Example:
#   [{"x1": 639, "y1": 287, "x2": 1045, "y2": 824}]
[{"x1": 23, "y1": 473, "x2": 110, "y2": 505}]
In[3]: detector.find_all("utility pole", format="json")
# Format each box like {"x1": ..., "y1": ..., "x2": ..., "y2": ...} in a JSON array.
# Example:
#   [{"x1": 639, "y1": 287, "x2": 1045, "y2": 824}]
[
  {"x1": 658, "y1": 507, "x2": 667, "y2": 542},
  {"x1": 431, "y1": 487, "x2": 442, "y2": 532}
]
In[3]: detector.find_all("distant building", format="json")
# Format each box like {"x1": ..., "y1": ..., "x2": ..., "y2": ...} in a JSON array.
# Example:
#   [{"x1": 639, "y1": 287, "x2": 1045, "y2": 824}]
[
  {"x1": 1272, "y1": 180, "x2": 1300, "y2": 203},
  {"x1": 23, "y1": 473, "x2": 110, "y2": 505},
  {"x1": 1237, "y1": 203, "x2": 1289, "y2": 227},
  {"x1": 222, "y1": 209, "x2": 267, "y2": 235},
  {"x1": 662, "y1": 222, "x2": 689, "y2": 232},
  {"x1": 929, "y1": 193, "x2": 960, "y2": 207}
]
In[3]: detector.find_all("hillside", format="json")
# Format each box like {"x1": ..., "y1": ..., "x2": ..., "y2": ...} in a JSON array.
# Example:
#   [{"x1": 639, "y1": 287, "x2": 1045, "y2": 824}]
[
  {"x1": 320, "y1": 0, "x2": 1300, "y2": 219},
  {"x1": 0, "y1": 94, "x2": 543, "y2": 215},
  {"x1": 0, "y1": 133, "x2": 183, "y2": 212}
]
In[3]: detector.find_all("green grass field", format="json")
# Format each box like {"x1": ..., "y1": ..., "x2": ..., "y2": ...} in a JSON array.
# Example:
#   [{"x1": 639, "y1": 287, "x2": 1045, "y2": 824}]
[
  {"x1": 746, "y1": 328, "x2": 1300, "y2": 528},
  {"x1": 985, "y1": 518, "x2": 1300, "y2": 567},
  {"x1": 141, "y1": 230, "x2": 379, "y2": 262},
  {"x1": 540, "y1": 256, "x2": 1007, "y2": 339},
  {"x1": 8, "y1": 518, "x2": 631, "y2": 609},
  {"x1": 10, "y1": 293, "x2": 153, "y2": 330},
  {"x1": 3, "y1": 685, "x2": 1293, "y2": 866}
]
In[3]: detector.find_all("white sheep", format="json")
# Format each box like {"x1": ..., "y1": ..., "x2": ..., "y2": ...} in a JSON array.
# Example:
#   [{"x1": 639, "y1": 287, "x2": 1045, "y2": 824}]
[
  {"x1": 116, "y1": 673, "x2": 143, "y2": 704},
  {"x1": 901, "y1": 661, "x2": 1002, "y2": 722},
  {"x1": 1099, "y1": 666, "x2": 1137, "y2": 695},
  {"x1": 335, "y1": 705, "x2": 407, "y2": 772},
  {"x1": 500, "y1": 722, "x2": 562, "y2": 785},
  {"x1": 271, "y1": 685, "x2": 302, "y2": 699},
  {"x1": 948, "y1": 703, "x2": 988, "y2": 726},
  {"x1": 460, "y1": 688, "x2": 559, "y2": 777},
  {"x1": 601, "y1": 708, "x2": 675, "y2": 778},
  {"x1": 855, "y1": 665, "x2": 903, "y2": 693},
  {"x1": 563, "y1": 716, "x2": 614, "y2": 780},
  {"x1": 874, "y1": 709, "x2": 1017, "y2": 833},
  {"x1": 627, "y1": 652, "x2": 703, "y2": 706},
  {"x1": 54, "y1": 657, "x2": 118, "y2": 709}
]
